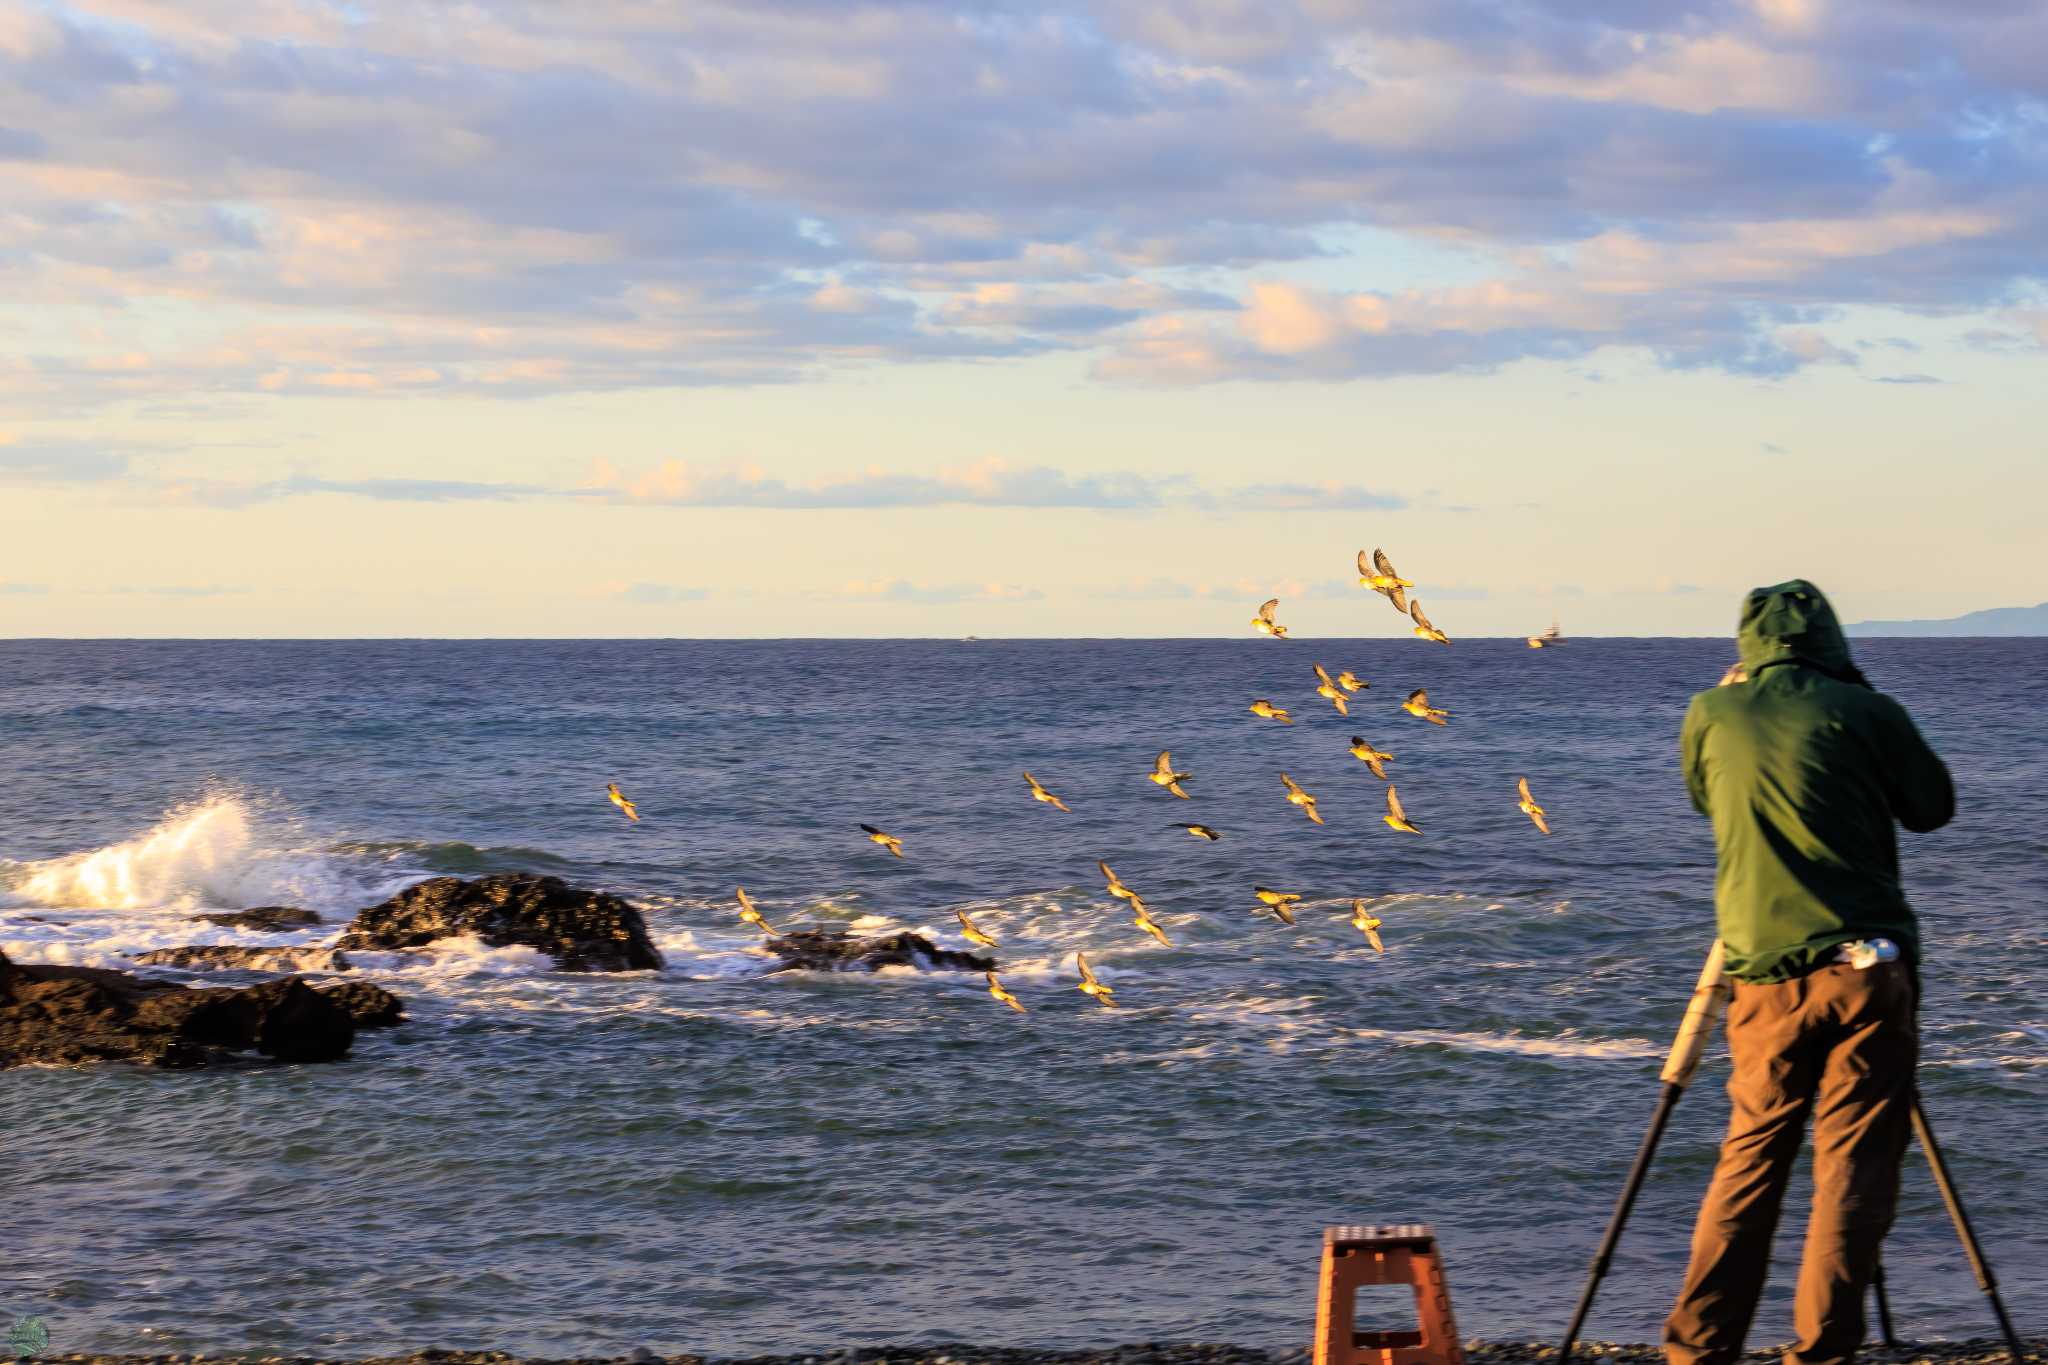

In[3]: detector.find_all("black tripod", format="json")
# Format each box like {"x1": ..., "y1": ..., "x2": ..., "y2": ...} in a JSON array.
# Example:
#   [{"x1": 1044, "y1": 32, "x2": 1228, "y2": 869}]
[{"x1": 1556, "y1": 943, "x2": 2026, "y2": 1365}]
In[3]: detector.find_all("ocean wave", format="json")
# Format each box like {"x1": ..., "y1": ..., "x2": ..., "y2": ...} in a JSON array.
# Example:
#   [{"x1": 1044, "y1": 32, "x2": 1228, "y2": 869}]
[
  {"x1": 0, "y1": 794, "x2": 414, "y2": 915},
  {"x1": 330, "y1": 839, "x2": 574, "y2": 874}
]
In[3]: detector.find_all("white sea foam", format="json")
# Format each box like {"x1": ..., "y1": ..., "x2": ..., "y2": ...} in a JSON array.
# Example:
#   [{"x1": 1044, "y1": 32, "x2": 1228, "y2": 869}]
[{"x1": 1, "y1": 795, "x2": 404, "y2": 915}]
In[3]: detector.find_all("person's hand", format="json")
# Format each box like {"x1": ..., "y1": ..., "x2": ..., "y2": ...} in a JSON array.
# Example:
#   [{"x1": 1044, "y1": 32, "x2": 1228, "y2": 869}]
[{"x1": 1718, "y1": 662, "x2": 1749, "y2": 687}]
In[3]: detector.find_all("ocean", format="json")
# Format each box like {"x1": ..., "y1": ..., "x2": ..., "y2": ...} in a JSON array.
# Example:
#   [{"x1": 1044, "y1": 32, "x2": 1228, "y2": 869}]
[{"x1": 1, "y1": 638, "x2": 2042, "y2": 1358}]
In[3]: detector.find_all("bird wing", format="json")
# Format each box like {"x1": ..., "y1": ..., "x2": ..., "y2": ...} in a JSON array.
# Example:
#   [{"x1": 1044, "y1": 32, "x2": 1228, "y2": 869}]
[
  {"x1": 1314, "y1": 663, "x2": 1336, "y2": 688},
  {"x1": 1387, "y1": 786, "x2": 1408, "y2": 822},
  {"x1": 1367, "y1": 757, "x2": 1387, "y2": 780},
  {"x1": 1076, "y1": 952, "x2": 1098, "y2": 984},
  {"x1": 1410, "y1": 601, "x2": 1435, "y2": 631},
  {"x1": 1374, "y1": 548, "x2": 1398, "y2": 579},
  {"x1": 861, "y1": 823, "x2": 882, "y2": 835},
  {"x1": 1098, "y1": 859, "x2": 1120, "y2": 886},
  {"x1": 1258, "y1": 598, "x2": 1279, "y2": 622},
  {"x1": 1518, "y1": 776, "x2": 1534, "y2": 803},
  {"x1": 1023, "y1": 770, "x2": 1040, "y2": 789},
  {"x1": 1280, "y1": 772, "x2": 1303, "y2": 795},
  {"x1": 1530, "y1": 809, "x2": 1551, "y2": 834},
  {"x1": 737, "y1": 887, "x2": 757, "y2": 914},
  {"x1": 1358, "y1": 549, "x2": 1372, "y2": 576},
  {"x1": 1407, "y1": 688, "x2": 1429, "y2": 706},
  {"x1": 1388, "y1": 585, "x2": 1408, "y2": 614},
  {"x1": 1153, "y1": 750, "x2": 1174, "y2": 776}
]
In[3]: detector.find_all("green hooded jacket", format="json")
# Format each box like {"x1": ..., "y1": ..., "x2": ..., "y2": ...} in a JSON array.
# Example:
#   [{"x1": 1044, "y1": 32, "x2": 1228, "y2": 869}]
[{"x1": 1680, "y1": 580, "x2": 1954, "y2": 982}]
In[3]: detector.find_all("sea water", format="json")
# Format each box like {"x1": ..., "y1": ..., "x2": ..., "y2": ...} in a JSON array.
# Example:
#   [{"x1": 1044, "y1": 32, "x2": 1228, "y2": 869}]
[{"x1": 1, "y1": 639, "x2": 2041, "y2": 1357}]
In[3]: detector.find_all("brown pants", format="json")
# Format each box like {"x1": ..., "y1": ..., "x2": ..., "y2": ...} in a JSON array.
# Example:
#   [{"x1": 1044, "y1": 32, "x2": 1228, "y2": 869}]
[{"x1": 1664, "y1": 960, "x2": 1917, "y2": 1365}]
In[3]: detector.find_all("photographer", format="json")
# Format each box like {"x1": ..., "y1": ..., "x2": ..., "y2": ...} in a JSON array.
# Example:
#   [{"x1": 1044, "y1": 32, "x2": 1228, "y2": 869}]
[{"x1": 1665, "y1": 580, "x2": 1953, "y2": 1365}]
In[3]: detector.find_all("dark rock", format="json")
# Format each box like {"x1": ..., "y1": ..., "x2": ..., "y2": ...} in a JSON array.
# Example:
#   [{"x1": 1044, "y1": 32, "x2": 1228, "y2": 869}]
[
  {"x1": 317, "y1": 980, "x2": 406, "y2": 1028},
  {"x1": 0, "y1": 948, "x2": 356, "y2": 1069},
  {"x1": 336, "y1": 874, "x2": 663, "y2": 973},
  {"x1": 131, "y1": 945, "x2": 350, "y2": 973},
  {"x1": 134, "y1": 977, "x2": 356, "y2": 1063},
  {"x1": 764, "y1": 929, "x2": 994, "y2": 974},
  {"x1": 188, "y1": 906, "x2": 324, "y2": 931}
]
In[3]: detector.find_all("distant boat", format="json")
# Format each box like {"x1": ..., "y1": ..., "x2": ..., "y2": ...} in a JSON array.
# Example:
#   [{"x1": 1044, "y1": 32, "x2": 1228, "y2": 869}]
[{"x1": 1527, "y1": 620, "x2": 1567, "y2": 649}]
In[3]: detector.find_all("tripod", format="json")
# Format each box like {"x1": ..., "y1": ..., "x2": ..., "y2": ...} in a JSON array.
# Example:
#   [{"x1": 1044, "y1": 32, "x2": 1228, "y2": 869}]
[{"x1": 1556, "y1": 942, "x2": 2026, "y2": 1364}]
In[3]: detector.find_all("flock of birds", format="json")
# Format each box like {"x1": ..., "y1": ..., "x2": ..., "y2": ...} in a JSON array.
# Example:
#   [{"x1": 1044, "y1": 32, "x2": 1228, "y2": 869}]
[{"x1": 602, "y1": 548, "x2": 1561, "y2": 1014}]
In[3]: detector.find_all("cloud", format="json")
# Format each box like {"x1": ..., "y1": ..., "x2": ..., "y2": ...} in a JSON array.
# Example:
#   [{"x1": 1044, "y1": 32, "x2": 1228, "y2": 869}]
[
  {"x1": 70, "y1": 455, "x2": 1407, "y2": 513},
  {"x1": 94, "y1": 585, "x2": 248, "y2": 597},
  {"x1": 584, "y1": 458, "x2": 1404, "y2": 513},
  {"x1": 827, "y1": 579, "x2": 1045, "y2": 604},
  {"x1": 0, "y1": 582, "x2": 51, "y2": 595},
  {"x1": 0, "y1": 0, "x2": 2041, "y2": 410},
  {"x1": 1102, "y1": 576, "x2": 1314, "y2": 601},
  {"x1": 605, "y1": 582, "x2": 712, "y2": 605},
  {"x1": 583, "y1": 456, "x2": 1182, "y2": 510},
  {"x1": 1226, "y1": 482, "x2": 1406, "y2": 511},
  {"x1": 1871, "y1": 372, "x2": 1944, "y2": 384},
  {"x1": 0, "y1": 433, "x2": 131, "y2": 481}
]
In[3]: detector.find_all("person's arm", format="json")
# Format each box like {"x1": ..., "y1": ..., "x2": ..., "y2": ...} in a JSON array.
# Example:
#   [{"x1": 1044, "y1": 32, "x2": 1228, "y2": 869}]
[
  {"x1": 1879, "y1": 697, "x2": 1955, "y2": 833},
  {"x1": 1680, "y1": 693, "x2": 1711, "y2": 816}
]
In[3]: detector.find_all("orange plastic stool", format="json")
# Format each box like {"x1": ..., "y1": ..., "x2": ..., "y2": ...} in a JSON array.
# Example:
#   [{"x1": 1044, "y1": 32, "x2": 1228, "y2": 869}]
[{"x1": 1313, "y1": 1223, "x2": 1466, "y2": 1365}]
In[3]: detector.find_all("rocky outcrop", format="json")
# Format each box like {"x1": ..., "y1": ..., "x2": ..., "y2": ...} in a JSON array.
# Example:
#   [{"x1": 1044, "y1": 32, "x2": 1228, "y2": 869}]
[
  {"x1": 131, "y1": 945, "x2": 350, "y2": 973},
  {"x1": 316, "y1": 981, "x2": 405, "y2": 1029},
  {"x1": 189, "y1": 907, "x2": 324, "y2": 931},
  {"x1": 764, "y1": 929, "x2": 994, "y2": 974},
  {"x1": 0, "y1": 949, "x2": 359, "y2": 1069},
  {"x1": 336, "y1": 874, "x2": 663, "y2": 972}
]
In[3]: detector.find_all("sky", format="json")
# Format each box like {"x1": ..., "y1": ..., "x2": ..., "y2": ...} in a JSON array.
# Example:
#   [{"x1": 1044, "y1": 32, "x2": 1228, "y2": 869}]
[{"x1": 1, "y1": 0, "x2": 2044, "y2": 637}]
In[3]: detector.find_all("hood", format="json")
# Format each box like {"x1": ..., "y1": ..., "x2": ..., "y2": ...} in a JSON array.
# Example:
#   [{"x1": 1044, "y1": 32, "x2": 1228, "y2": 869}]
[{"x1": 1736, "y1": 579, "x2": 1869, "y2": 686}]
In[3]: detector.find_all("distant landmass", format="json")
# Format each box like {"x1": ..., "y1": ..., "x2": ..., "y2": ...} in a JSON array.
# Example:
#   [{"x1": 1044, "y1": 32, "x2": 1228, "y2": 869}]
[{"x1": 1847, "y1": 601, "x2": 2048, "y2": 636}]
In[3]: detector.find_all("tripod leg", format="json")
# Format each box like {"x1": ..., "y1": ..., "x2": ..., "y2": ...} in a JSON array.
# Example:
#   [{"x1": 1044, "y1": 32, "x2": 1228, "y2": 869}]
[
  {"x1": 1558, "y1": 1083, "x2": 1683, "y2": 1365},
  {"x1": 1911, "y1": 1097, "x2": 2026, "y2": 1362}
]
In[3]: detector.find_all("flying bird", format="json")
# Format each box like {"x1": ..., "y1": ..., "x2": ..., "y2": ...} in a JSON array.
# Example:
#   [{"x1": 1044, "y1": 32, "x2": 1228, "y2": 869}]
[
  {"x1": 1099, "y1": 859, "x2": 1137, "y2": 902},
  {"x1": 1251, "y1": 598, "x2": 1289, "y2": 639},
  {"x1": 1360, "y1": 549, "x2": 1412, "y2": 614},
  {"x1": 1023, "y1": 771, "x2": 1071, "y2": 812},
  {"x1": 986, "y1": 972, "x2": 1026, "y2": 1013},
  {"x1": 1280, "y1": 772, "x2": 1324, "y2": 825},
  {"x1": 1401, "y1": 689, "x2": 1450, "y2": 725},
  {"x1": 1350, "y1": 899, "x2": 1385, "y2": 953},
  {"x1": 957, "y1": 909, "x2": 999, "y2": 947},
  {"x1": 1253, "y1": 886, "x2": 1302, "y2": 926},
  {"x1": 1383, "y1": 785, "x2": 1421, "y2": 834},
  {"x1": 1128, "y1": 895, "x2": 1172, "y2": 948},
  {"x1": 1348, "y1": 736, "x2": 1394, "y2": 780},
  {"x1": 1248, "y1": 699, "x2": 1295, "y2": 724},
  {"x1": 860, "y1": 823, "x2": 906, "y2": 857},
  {"x1": 1410, "y1": 600, "x2": 1450, "y2": 644},
  {"x1": 606, "y1": 783, "x2": 639, "y2": 822},
  {"x1": 1172, "y1": 823, "x2": 1223, "y2": 841},
  {"x1": 1150, "y1": 750, "x2": 1193, "y2": 799},
  {"x1": 1313, "y1": 664, "x2": 1350, "y2": 716},
  {"x1": 736, "y1": 886, "x2": 780, "y2": 936},
  {"x1": 1337, "y1": 670, "x2": 1368, "y2": 693},
  {"x1": 1076, "y1": 952, "x2": 1118, "y2": 1007},
  {"x1": 1517, "y1": 777, "x2": 1551, "y2": 835}
]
